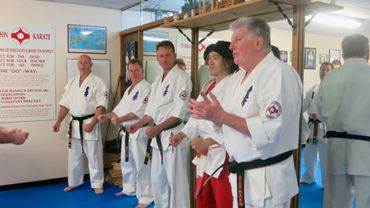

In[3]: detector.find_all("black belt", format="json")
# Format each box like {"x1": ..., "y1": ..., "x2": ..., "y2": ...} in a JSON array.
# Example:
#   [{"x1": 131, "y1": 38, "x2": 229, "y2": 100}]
[
  {"x1": 68, "y1": 114, "x2": 95, "y2": 153},
  {"x1": 144, "y1": 121, "x2": 182, "y2": 165},
  {"x1": 326, "y1": 131, "x2": 370, "y2": 142},
  {"x1": 308, "y1": 118, "x2": 321, "y2": 144},
  {"x1": 118, "y1": 126, "x2": 130, "y2": 162},
  {"x1": 229, "y1": 150, "x2": 293, "y2": 208}
]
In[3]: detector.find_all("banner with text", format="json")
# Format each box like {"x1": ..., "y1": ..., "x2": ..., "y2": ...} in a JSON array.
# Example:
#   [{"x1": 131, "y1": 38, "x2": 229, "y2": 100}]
[{"x1": 0, "y1": 26, "x2": 55, "y2": 123}]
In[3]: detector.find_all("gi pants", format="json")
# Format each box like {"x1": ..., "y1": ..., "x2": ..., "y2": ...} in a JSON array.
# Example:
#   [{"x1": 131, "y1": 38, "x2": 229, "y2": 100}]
[
  {"x1": 324, "y1": 138, "x2": 370, "y2": 208},
  {"x1": 68, "y1": 138, "x2": 104, "y2": 188},
  {"x1": 301, "y1": 138, "x2": 327, "y2": 185},
  {"x1": 151, "y1": 145, "x2": 190, "y2": 208},
  {"x1": 120, "y1": 131, "x2": 153, "y2": 205}
]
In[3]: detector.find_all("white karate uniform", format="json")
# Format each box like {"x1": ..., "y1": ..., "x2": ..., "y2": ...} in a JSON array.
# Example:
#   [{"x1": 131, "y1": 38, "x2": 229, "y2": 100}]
[
  {"x1": 301, "y1": 84, "x2": 327, "y2": 185},
  {"x1": 112, "y1": 79, "x2": 153, "y2": 205},
  {"x1": 144, "y1": 66, "x2": 192, "y2": 208},
  {"x1": 316, "y1": 58, "x2": 370, "y2": 208},
  {"x1": 182, "y1": 76, "x2": 231, "y2": 179},
  {"x1": 218, "y1": 52, "x2": 302, "y2": 207},
  {"x1": 59, "y1": 73, "x2": 108, "y2": 189}
]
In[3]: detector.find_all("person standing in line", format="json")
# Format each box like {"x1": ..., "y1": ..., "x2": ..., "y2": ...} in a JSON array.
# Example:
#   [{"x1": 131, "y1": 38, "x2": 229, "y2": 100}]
[
  {"x1": 316, "y1": 34, "x2": 370, "y2": 208},
  {"x1": 98, "y1": 59, "x2": 153, "y2": 208},
  {"x1": 301, "y1": 62, "x2": 333, "y2": 187},
  {"x1": 170, "y1": 41, "x2": 237, "y2": 208},
  {"x1": 0, "y1": 127, "x2": 29, "y2": 145},
  {"x1": 127, "y1": 40, "x2": 192, "y2": 208},
  {"x1": 175, "y1": 58, "x2": 187, "y2": 71},
  {"x1": 188, "y1": 17, "x2": 302, "y2": 208},
  {"x1": 331, "y1": 59, "x2": 342, "y2": 69},
  {"x1": 52, "y1": 55, "x2": 108, "y2": 194}
]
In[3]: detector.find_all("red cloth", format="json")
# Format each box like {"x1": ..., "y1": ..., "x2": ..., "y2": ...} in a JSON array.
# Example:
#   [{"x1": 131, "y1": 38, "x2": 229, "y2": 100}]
[{"x1": 196, "y1": 154, "x2": 233, "y2": 208}]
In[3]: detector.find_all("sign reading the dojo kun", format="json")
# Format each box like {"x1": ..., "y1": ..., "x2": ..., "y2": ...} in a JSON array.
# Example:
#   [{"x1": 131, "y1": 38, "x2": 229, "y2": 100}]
[{"x1": 0, "y1": 25, "x2": 55, "y2": 123}]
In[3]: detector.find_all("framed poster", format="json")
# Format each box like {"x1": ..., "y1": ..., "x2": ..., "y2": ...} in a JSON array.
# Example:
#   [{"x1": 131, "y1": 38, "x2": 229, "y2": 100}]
[
  {"x1": 280, "y1": 50, "x2": 288, "y2": 62},
  {"x1": 143, "y1": 31, "x2": 168, "y2": 55},
  {"x1": 319, "y1": 54, "x2": 329, "y2": 64},
  {"x1": 68, "y1": 24, "x2": 107, "y2": 54},
  {"x1": 304, "y1": 47, "x2": 316, "y2": 69},
  {"x1": 124, "y1": 41, "x2": 138, "y2": 85},
  {"x1": 329, "y1": 49, "x2": 341, "y2": 63}
]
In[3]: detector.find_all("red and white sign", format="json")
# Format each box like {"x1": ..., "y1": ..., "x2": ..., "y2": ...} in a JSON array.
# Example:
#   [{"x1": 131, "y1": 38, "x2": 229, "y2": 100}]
[
  {"x1": 176, "y1": 36, "x2": 219, "y2": 74},
  {"x1": 0, "y1": 25, "x2": 55, "y2": 122}
]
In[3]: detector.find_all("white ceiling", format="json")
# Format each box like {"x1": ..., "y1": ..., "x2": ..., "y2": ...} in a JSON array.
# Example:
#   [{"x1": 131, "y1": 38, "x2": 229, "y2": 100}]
[{"x1": 37, "y1": 0, "x2": 370, "y2": 37}]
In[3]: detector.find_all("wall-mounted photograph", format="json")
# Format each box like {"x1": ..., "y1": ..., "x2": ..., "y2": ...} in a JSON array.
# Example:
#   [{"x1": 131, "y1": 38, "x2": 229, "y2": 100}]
[
  {"x1": 304, "y1": 47, "x2": 316, "y2": 69},
  {"x1": 68, "y1": 24, "x2": 107, "y2": 54},
  {"x1": 124, "y1": 41, "x2": 137, "y2": 85},
  {"x1": 329, "y1": 49, "x2": 341, "y2": 63},
  {"x1": 319, "y1": 54, "x2": 329, "y2": 64},
  {"x1": 143, "y1": 31, "x2": 168, "y2": 55},
  {"x1": 280, "y1": 50, "x2": 288, "y2": 63}
]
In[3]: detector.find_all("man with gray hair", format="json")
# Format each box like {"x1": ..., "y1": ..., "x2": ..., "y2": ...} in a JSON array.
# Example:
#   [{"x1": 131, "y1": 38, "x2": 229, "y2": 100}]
[
  {"x1": 316, "y1": 34, "x2": 370, "y2": 208},
  {"x1": 188, "y1": 17, "x2": 302, "y2": 208}
]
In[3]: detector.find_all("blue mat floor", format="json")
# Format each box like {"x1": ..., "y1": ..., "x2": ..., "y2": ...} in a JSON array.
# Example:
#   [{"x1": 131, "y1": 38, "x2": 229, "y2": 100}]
[
  {"x1": 0, "y1": 147, "x2": 324, "y2": 208},
  {"x1": 299, "y1": 146, "x2": 324, "y2": 208},
  {"x1": 0, "y1": 181, "x2": 154, "y2": 208}
]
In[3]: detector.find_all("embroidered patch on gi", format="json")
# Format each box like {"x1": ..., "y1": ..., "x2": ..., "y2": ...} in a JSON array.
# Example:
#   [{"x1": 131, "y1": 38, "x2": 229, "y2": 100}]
[
  {"x1": 104, "y1": 91, "x2": 108, "y2": 98},
  {"x1": 163, "y1": 84, "x2": 169, "y2": 96},
  {"x1": 179, "y1": 90, "x2": 188, "y2": 100},
  {"x1": 143, "y1": 96, "x2": 149, "y2": 104},
  {"x1": 84, "y1": 86, "x2": 90, "y2": 97},
  {"x1": 265, "y1": 101, "x2": 282, "y2": 119},
  {"x1": 241, "y1": 85, "x2": 253, "y2": 107},
  {"x1": 132, "y1": 91, "x2": 139, "y2": 101}
]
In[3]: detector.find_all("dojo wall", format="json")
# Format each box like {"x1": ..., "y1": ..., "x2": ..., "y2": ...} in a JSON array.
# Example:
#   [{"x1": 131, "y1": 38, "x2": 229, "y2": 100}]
[
  {"x1": 0, "y1": 0, "x2": 121, "y2": 186},
  {"x1": 0, "y1": 0, "x2": 343, "y2": 186}
]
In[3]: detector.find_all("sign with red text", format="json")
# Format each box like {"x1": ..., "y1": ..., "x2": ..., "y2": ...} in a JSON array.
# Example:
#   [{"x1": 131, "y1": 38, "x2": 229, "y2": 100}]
[
  {"x1": 176, "y1": 36, "x2": 219, "y2": 74},
  {"x1": 0, "y1": 26, "x2": 55, "y2": 123}
]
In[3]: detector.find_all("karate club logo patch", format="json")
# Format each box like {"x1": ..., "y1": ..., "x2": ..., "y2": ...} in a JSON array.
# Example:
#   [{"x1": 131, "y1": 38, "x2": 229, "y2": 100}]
[
  {"x1": 143, "y1": 96, "x2": 149, "y2": 104},
  {"x1": 265, "y1": 101, "x2": 282, "y2": 119},
  {"x1": 179, "y1": 90, "x2": 188, "y2": 100}
]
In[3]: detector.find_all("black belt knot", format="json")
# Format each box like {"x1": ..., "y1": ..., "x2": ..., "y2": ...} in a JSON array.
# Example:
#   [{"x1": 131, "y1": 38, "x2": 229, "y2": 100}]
[
  {"x1": 69, "y1": 113, "x2": 95, "y2": 153},
  {"x1": 118, "y1": 126, "x2": 130, "y2": 162},
  {"x1": 144, "y1": 121, "x2": 182, "y2": 165}
]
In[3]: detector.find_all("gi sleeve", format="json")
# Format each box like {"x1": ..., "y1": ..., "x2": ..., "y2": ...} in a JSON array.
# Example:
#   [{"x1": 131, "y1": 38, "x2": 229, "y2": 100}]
[
  {"x1": 143, "y1": 81, "x2": 157, "y2": 118},
  {"x1": 94, "y1": 77, "x2": 109, "y2": 110},
  {"x1": 58, "y1": 79, "x2": 73, "y2": 110},
  {"x1": 302, "y1": 87, "x2": 313, "y2": 113},
  {"x1": 246, "y1": 66, "x2": 286, "y2": 149},
  {"x1": 169, "y1": 74, "x2": 192, "y2": 120}
]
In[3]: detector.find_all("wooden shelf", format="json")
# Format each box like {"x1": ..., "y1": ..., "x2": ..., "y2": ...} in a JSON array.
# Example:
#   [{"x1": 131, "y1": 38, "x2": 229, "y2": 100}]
[{"x1": 162, "y1": 0, "x2": 342, "y2": 31}]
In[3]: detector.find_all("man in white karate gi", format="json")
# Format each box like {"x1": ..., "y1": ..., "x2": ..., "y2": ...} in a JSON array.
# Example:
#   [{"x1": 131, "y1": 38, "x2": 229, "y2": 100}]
[
  {"x1": 189, "y1": 17, "x2": 302, "y2": 208},
  {"x1": 53, "y1": 55, "x2": 108, "y2": 194},
  {"x1": 127, "y1": 40, "x2": 192, "y2": 208},
  {"x1": 301, "y1": 62, "x2": 333, "y2": 186},
  {"x1": 98, "y1": 59, "x2": 153, "y2": 208},
  {"x1": 317, "y1": 34, "x2": 370, "y2": 208}
]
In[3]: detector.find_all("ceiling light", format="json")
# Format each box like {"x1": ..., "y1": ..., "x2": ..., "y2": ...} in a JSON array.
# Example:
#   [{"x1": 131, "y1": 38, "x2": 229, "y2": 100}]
[{"x1": 310, "y1": 13, "x2": 362, "y2": 29}]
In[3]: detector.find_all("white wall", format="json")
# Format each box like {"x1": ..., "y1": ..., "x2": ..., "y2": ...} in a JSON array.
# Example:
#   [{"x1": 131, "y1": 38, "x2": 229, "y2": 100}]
[
  {"x1": 0, "y1": 0, "x2": 121, "y2": 186},
  {"x1": 143, "y1": 26, "x2": 342, "y2": 94}
]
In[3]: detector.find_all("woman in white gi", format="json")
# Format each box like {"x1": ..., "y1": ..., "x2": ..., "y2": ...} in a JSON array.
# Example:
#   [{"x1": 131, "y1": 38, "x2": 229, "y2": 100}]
[
  {"x1": 188, "y1": 17, "x2": 302, "y2": 208},
  {"x1": 170, "y1": 41, "x2": 236, "y2": 208},
  {"x1": 127, "y1": 41, "x2": 192, "y2": 208},
  {"x1": 52, "y1": 55, "x2": 108, "y2": 194},
  {"x1": 98, "y1": 59, "x2": 153, "y2": 208},
  {"x1": 301, "y1": 62, "x2": 332, "y2": 186}
]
